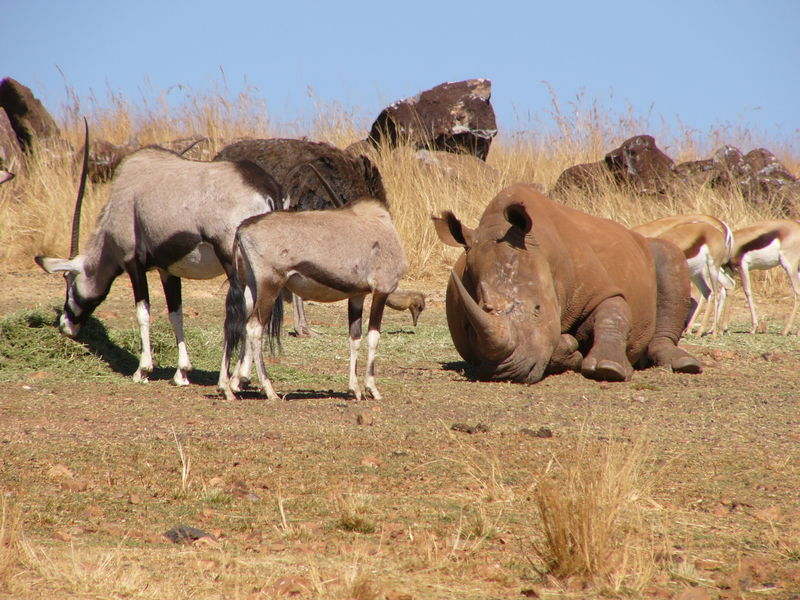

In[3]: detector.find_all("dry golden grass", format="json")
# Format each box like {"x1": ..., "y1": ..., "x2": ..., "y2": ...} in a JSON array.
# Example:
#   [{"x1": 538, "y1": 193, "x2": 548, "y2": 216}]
[
  {"x1": 1, "y1": 82, "x2": 796, "y2": 285},
  {"x1": 530, "y1": 431, "x2": 658, "y2": 594},
  {"x1": 0, "y1": 496, "x2": 23, "y2": 593}
]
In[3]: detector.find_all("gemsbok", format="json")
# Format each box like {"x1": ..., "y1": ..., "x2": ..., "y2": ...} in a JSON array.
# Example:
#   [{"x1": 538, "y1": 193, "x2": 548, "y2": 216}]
[
  {"x1": 35, "y1": 130, "x2": 286, "y2": 386},
  {"x1": 218, "y1": 199, "x2": 408, "y2": 402},
  {"x1": 633, "y1": 214, "x2": 734, "y2": 337},
  {"x1": 726, "y1": 219, "x2": 800, "y2": 335}
]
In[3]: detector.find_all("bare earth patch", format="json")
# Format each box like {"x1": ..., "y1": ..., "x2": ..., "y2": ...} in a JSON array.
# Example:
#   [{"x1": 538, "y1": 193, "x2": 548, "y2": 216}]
[{"x1": 1, "y1": 268, "x2": 799, "y2": 599}]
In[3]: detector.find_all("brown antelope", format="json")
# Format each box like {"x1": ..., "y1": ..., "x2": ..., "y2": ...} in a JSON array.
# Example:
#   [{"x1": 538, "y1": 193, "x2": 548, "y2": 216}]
[
  {"x1": 633, "y1": 214, "x2": 734, "y2": 337},
  {"x1": 36, "y1": 134, "x2": 286, "y2": 386},
  {"x1": 386, "y1": 290, "x2": 426, "y2": 326},
  {"x1": 726, "y1": 220, "x2": 800, "y2": 335},
  {"x1": 219, "y1": 199, "x2": 408, "y2": 402}
]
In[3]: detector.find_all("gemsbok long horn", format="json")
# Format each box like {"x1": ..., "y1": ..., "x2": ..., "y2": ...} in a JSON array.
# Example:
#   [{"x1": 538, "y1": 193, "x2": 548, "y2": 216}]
[
  {"x1": 307, "y1": 162, "x2": 344, "y2": 208},
  {"x1": 178, "y1": 137, "x2": 208, "y2": 157},
  {"x1": 69, "y1": 117, "x2": 91, "y2": 259}
]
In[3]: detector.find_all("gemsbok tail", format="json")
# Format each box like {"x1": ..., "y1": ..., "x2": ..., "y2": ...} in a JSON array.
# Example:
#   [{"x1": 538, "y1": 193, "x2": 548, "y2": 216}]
[
  {"x1": 224, "y1": 233, "x2": 283, "y2": 358},
  {"x1": 223, "y1": 237, "x2": 248, "y2": 362}
]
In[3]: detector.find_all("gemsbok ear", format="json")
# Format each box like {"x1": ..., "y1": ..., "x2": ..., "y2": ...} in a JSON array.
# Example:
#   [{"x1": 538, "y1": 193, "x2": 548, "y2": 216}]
[
  {"x1": 504, "y1": 203, "x2": 533, "y2": 235},
  {"x1": 432, "y1": 211, "x2": 476, "y2": 248},
  {"x1": 34, "y1": 255, "x2": 85, "y2": 275}
]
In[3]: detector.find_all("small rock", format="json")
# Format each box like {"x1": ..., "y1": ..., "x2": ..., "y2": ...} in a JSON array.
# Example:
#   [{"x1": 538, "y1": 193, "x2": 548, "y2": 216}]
[
  {"x1": 85, "y1": 505, "x2": 104, "y2": 519},
  {"x1": 61, "y1": 479, "x2": 89, "y2": 492},
  {"x1": 761, "y1": 351, "x2": 785, "y2": 362},
  {"x1": 754, "y1": 506, "x2": 782, "y2": 522},
  {"x1": 270, "y1": 576, "x2": 311, "y2": 596},
  {"x1": 451, "y1": 422, "x2": 490, "y2": 434},
  {"x1": 520, "y1": 427, "x2": 553, "y2": 438},
  {"x1": 53, "y1": 530, "x2": 71, "y2": 542},
  {"x1": 677, "y1": 588, "x2": 714, "y2": 600},
  {"x1": 356, "y1": 410, "x2": 375, "y2": 426},
  {"x1": 47, "y1": 464, "x2": 75, "y2": 479},
  {"x1": 163, "y1": 524, "x2": 218, "y2": 545},
  {"x1": 208, "y1": 476, "x2": 225, "y2": 488},
  {"x1": 360, "y1": 455, "x2": 381, "y2": 469}
]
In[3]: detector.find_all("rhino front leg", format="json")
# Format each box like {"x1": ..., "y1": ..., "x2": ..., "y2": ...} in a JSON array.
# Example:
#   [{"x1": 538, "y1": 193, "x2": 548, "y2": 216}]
[
  {"x1": 645, "y1": 239, "x2": 703, "y2": 374},
  {"x1": 545, "y1": 333, "x2": 583, "y2": 375},
  {"x1": 581, "y1": 296, "x2": 635, "y2": 382}
]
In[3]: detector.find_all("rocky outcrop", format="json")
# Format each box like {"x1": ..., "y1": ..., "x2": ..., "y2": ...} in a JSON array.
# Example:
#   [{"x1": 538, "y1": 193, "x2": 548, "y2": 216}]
[
  {"x1": 0, "y1": 77, "x2": 61, "y2": 152},
  {"x1": 368, "y1": 79, "x2": 497, "y2": 160},
  {"x1": 604, "y1": 135, "x2": 678, "y2": 195},
  {"x1": 553, "y1": 134, "x2": 799, "y2": 215}
]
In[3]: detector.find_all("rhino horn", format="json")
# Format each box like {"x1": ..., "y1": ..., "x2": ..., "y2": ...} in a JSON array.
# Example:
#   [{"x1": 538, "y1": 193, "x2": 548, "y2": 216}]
[{"x1": 450, "y1": 269, "x2": 512, "y2": 361}]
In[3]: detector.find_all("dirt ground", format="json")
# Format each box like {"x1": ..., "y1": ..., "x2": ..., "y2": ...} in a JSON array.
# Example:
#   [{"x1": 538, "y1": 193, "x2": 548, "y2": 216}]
[{"x1": 1, "y1": 268, "x2": 799, "y2": 599}]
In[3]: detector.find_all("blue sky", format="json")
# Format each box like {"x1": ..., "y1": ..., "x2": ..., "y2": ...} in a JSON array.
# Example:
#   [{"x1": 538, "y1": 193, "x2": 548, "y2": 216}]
[{"x1": 3, "y1": 1, "x2": 799, "y2": 147}]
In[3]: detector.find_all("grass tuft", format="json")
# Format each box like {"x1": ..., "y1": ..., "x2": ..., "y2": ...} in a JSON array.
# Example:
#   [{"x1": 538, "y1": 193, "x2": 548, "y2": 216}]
[{"x1": 530, "y1": 431, "x2": 658, "y2": 593}]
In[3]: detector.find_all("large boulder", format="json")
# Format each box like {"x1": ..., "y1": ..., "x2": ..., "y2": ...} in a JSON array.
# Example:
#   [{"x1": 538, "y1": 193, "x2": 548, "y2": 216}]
[
  {"x1": 604, "y1": 134, "x2": 678, "y2": 195},
  {"x1": 80, "y1": 139, "x2": 136, "y2": 183},
  {"x1": 0, "y1": 77, "x2": 61, "y2": 152},
  {"x1": 215, "y1": 138, "x2": 386, "y2": 211},
  {"x1": 552, "y1": 135, "x2": 678, "y2": 197},
  {"x1": 368, "y1": 79, "x2": 497, "y2": 160},
  {"x1": 672, "y1": 158, "x2": 716, "y2": 189},
  {"x1": 708, "y1": 145, "x2": 753, "y2": 191},
  {"x1": 551, "y1": 161, "x2": 610, "y2": 196}
]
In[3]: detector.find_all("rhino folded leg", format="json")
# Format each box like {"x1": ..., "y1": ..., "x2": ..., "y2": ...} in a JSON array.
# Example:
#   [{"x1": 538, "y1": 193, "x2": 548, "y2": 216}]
[
  {"x1": 545, "y1": 333, "x2": 583, "y2": 375},
  {"x1": 646, "y1": 238, "x2": 703, "y2": 374},
  {"x1": 647, "y1": 338, "x2": 702, "y2": 373},
  {"x1": 581, "y1": 296, "x2": 634, "y2": 382}
]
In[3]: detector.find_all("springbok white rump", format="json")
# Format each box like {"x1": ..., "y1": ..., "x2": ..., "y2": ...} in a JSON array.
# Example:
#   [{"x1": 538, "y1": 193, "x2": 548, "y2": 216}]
[
  {"x1": 726, "y1": 220, "x2": 800, "y2": 335},
  {"x1": 35, "y1": 140, "x2": 285, "y2": 386},
  {"x1": 218, "y1": 199, "x2": 408, "y2": 402},
  {"x1": 633, "y1": 214, "x2": 734, "y2": 337}
]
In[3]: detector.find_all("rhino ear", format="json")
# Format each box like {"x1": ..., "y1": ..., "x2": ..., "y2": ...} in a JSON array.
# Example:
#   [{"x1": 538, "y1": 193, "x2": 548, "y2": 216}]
[
  {"x1": 432, "y1": 211, "x2": 475, "y2": 248},
  {"x1": 504, "y1": 203, "x2": 532, "y2": 235}
]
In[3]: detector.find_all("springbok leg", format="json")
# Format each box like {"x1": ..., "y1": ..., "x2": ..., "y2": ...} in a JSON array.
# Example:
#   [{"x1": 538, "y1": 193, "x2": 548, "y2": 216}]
[
  {"x1": 737, "y1": 263, "x2": 759, "y2": 334},
  {"x1": 779, "y1": 254, "x2": 800, "y2": 335}
]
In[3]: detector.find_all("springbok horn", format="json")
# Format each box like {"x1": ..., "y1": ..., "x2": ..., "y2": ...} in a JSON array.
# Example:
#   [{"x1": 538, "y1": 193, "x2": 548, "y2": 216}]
[
  {"x1": 307, "y1": 162, "x2": 344, "y2": 208},
  {"x1": 69, "y1": 117, "x2": 90, "y2": 259},
  {"x1": 178, "y1": 137, "x2": 208, "y2": 156},
  {"x1": 449, "y1": 269, "x2": 512, "y2": 360}
]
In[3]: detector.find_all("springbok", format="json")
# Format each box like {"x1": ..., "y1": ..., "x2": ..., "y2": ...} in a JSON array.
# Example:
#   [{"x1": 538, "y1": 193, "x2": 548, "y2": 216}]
[
  {"x1": 35, "y1": 133, "x2": 285, "y2": 386},
  {"x1": 218, "y1": 199, "x2": 408, "y2": 402},
  {"x1": 633, "y1": 214, "x2": 734, "y2": 337},
  {"x1": 726, "y1": 220, "x2": 800, "y2": 335}
]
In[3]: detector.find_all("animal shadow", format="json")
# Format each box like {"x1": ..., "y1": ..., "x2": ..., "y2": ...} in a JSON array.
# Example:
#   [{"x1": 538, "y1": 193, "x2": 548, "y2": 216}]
[
  {"x1": 441, "y1": 360, "x2": 481, "y2": 380},
  {"x1": 74, "y1": 317, "x2": 219, "y2": 384}
]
